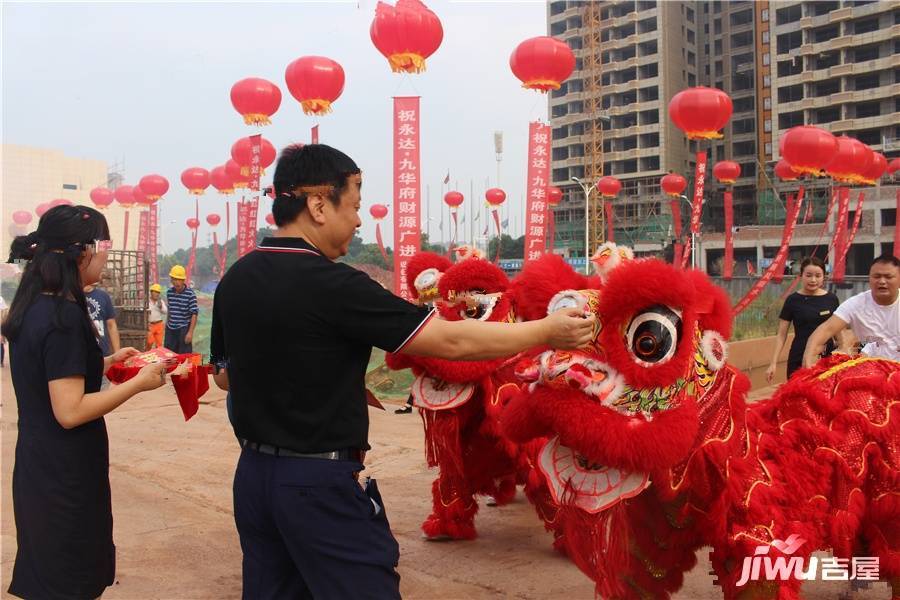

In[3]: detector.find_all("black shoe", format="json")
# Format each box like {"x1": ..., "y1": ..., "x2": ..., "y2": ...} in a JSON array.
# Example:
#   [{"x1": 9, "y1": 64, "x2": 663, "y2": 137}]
[{"x1": 394, "y1": 405, "x2": 413, "y2": 414}]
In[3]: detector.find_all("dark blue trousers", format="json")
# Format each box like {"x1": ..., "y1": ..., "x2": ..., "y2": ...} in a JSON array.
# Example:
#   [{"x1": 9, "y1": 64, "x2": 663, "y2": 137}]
[{"x1": 233, "y1": 448, "x2": 401, "y2": 600}]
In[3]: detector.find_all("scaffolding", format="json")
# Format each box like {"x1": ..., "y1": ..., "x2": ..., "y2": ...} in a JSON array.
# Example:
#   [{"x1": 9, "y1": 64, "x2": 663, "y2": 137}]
[{"x1": 582, "y1": 1, "x2": 606, "y2": 254}]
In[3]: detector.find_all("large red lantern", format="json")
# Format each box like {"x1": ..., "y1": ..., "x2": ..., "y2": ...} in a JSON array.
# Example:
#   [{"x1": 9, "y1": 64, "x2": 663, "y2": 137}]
[
  {"x1": 206, "y1": 214, "x2": 221, "y2": 227},
  {"x1": 660, "y1": 173, "x2": 687, "y2": 197},
  {"x1": 12, "y1": 210, "x2": 32, "y2": 226},
  {"x1": 369, "y1": 204, "x2": 389, "y2": 220},
  {"x1": 284, "y1": 56, "x2": 345, "y2": 115},
  {"x1": 35, "y1": 202, "x2": 51, "y2": 217},
  {"x1": 888, "y1": 157, "x2": 900, "y2": 175},
  {"x1": 509, "y1": 36, "x2": 575, "y2": 92},
  {"x1": 668, "y1": 87, "x2": 733, "y2": 140},
  {"x1": 774, "y1": 159, "x2": 801, "y2": 182},
  {"x1": 713, "y1": 161, "x2": 741, "y2": 185},
  {"x1": 779, "y1": 126, "x2": 838, "y2": 176},
  {"x1": 231, "y1": 137, "x2": 277, "y2": 176},
  {"x1": 444, "y1": 191, "x2": 464, "y2": 211},
  {"x1": 225, "y1": 159, "x2": 250, "y2": 189},
  {"x1": 139, "y1": 174, "x2": 169, "y2": 201},
  {"x1": 114, "y1": 185, "x2": 135, "y2": 208},
  {"x1": 90, "y1": 187, "x2": 115, "y2": 209},
  {"x1": 597, "y1": 176, "x2": 622, "y2": 198},
  {"x1": 547, "y1": 186, "x2": 563, "y2": 205},
  {"x1": 370, "y1": 0, "x2": 443, "y2": 74},
  {"x1": 860, "y1": 151, "x2": 887, "y2": 185},
  {"x1": 132, "y1": 185, "x2": 151, "y2": 206},
  {"x1": 181, "y1": 168, "x2": 211, "y2": 195},
  {"x1": 230, "y1": 77, "x2": 282, "y2": 126},
  {"x1": 50, "y1": 199, "x2": 74, "y2": 208},
  {"x1": 210, "y1": 166, "x2": 235, "y2": 195},
  {"x1": 485, "y1": 188, "x2": 506, "y2": 206},
  {"x1": 825, "y1": 136, "x2": 872, "y2": 184},
  {"x1": 186, "y1": 218, "x2": 200, "y2": 230}
]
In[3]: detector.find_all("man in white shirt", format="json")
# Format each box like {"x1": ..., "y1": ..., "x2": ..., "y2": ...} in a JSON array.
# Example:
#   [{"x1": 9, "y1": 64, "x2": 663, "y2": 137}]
[{"x1": 804, "y1": 254, "x2": 900, "y2": 366}]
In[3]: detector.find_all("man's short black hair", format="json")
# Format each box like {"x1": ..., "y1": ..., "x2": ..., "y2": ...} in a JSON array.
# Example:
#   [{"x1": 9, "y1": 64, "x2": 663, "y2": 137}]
[
  {"x1": 871, "y1": 253, "x2": 900, "y2": 270},
  {"x1": 271, "y1": 144, "x2": 361, "y2": 227}
]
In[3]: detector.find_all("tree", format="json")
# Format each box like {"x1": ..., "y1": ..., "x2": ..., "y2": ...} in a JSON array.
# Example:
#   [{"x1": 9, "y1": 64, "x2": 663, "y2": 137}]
[{"x1": 488, "y1": 234, "x2": 525, "y2": 260}]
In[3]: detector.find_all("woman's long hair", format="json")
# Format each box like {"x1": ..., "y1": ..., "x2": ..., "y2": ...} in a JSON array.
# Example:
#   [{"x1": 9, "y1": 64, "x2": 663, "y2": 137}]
[{"x1": 2, "y1": 205, "x2": 110, "y2": 341}]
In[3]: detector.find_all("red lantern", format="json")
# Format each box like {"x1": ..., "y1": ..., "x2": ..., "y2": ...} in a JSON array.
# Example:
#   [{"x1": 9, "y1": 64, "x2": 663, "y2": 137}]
[
  {"x1": 547, "y1": 186, "x2": 563, "y2": 205},
  {"x1": 597, "y1": 176, "x2": 621, "y2": 198},
  {"x1": 660, "y1": 173, "x2": 687, "y2": 197},
  {"x1": 12, "y1": 210, "x2": 32, "y2": 226},
  {"x1": 444, "y1": 191, "x2": 464, "y2": 211},
  {"x1": 181, "y1": 168, "x2": 211, "y2": 195},
  {"x1": 369, "y1": 204, "x2": 389, "y2": 220},
  {"x1": 265, "y1": 213, "x2": 275, "y2": 226},
  {"x1": 284, "y1": 56, "x2": 345, "y2": 115},
  {"x1": 860, "y1": 151, "x2": 887, "y2": 185},
  {"x1": 509, "y1": 36, "x2": 575, "y2": 92},
  {"x1": 206, "y1": 214, "x2": 221, "y2": 227},
  {"x1": 50, "y1": 198, "x2": 74, "y2": 208},
  {"x1": 186, "y1": 218, "x2": 200, "y2": 230},
  {"x1": 210, "y1": 166, "x2": 235, "y2": 195},
  {"x1": 230, "y1": 77, "x2": 282, "y2": 126},
  {"x1": 132, "y1": 185, "x2": 151, "y2": 206},
  {"x1": 225, "y1": 159, "x2": 250, "y2": 189},
  {"x1": 888, "y1": 157, "x2": 900, "y2": 175},
  {"x1": 713, "y1": 161, "x2": 741, "y2": 185},
  {"x1": 668, "y1": 86, "x2": 733, "y2": 140},
  {"x1": 370, "y1": 0, "x2": 443, "y2": 74},
  {"x1": 35, "y1": 202, "x2": 51, "y2": 217},
  {"x1": 774, "y1": 159, "x2": 801, "y2": 182},
  {"x1": 114, "y1": 185, "x2": 135, "y2": 208},
  {"x1": 138, "y1": 174, "x2": 169, "y2": 201},
  {"x1": 231, "y1": 137, "x2": 277, "y2": 176},
  {"x1": 779, "y1": 126, "x2": 838, "y2": 176},
  {"x1": 90, "y1": 187, "x2": 115, "y2": 209},
  {"x1": 485, "y1": 188, "x2": 506, "y2": 206},
  {"x1": 825, "y1": 136, "x2": 872, "y2": 184}
]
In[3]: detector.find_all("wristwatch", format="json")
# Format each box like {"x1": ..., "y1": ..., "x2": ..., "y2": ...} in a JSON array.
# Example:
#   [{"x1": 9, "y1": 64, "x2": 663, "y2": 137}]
[{"x1": 212, "y1": 360, "x2": 228, "y2": 375}]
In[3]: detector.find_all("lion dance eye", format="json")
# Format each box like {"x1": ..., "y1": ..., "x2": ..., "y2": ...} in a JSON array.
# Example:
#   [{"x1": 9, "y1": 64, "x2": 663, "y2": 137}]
[{"x1": 625, "y1": 305, "x2": 682, "y2": 365}]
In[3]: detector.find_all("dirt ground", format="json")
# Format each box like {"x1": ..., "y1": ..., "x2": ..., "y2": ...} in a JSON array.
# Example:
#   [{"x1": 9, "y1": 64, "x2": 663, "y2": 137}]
[{"x1": 0, "y1": 371, "x2": 891, "y2": 599}]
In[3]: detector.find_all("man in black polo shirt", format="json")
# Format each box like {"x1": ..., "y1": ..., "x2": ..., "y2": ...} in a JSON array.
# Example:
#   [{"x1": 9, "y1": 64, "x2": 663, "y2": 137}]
[{"x1": 210, "y1": 144, "x2": 594, "y2": 600}]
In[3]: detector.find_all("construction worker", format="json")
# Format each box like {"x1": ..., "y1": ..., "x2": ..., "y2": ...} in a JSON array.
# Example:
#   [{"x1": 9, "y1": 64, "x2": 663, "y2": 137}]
[
  {"x1": 147, "y1": 283, "x2": 167, "y2": 349},
  {"x1": 164, "y1": 265, "x2": 198, "y2": 354}
]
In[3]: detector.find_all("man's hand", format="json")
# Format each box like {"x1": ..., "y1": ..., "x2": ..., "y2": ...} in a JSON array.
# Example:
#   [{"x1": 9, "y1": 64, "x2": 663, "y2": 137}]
[
  {"x1": 541, "y1": 308, "x2": 596, "y2": 350},
  {"x1": 185, "y1": 331, "x2": 193, "y2": 344},
  {"x1": 765, "y1": 362, "x2": 777, "y2": 384}
]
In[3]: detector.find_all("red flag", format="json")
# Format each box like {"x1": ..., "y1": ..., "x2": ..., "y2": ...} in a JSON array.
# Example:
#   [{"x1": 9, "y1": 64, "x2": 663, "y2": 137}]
[
  {"x1": 311, "y1": 125, "x2": 319, "y2": 144},
  {"x1": 746, "y1": 259, "x2": 756, "y2": 276},
  {"x1": 680, "y1": 150, "x2": 708, "y2": 269},
  {"x1": 523, "y1": 121, "x2": 551, "y2": 262},
  {"x1": 832, "y1": 187, "x2": 851, "y2": 283},
  {"x1": 393, "y1": 97, "x2": 422, "y2": 299},
  {"x1": 803, "y1": 194, "x2": 814, "y2": 224},
  {"x1": 838, "y1": 191, "x2": 865, "y2": 266},
  {"x1": 723, "y1": 190, "x2": 733, "y2": 280}
]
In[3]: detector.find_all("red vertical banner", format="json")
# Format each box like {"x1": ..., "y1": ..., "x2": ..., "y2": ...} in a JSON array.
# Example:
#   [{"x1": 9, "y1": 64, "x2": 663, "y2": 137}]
[
  {"x1": 149, "y1": 203, "x2": 159, "y2": 284},
  {"x1": 311, "y1": 125, "x2": 319, "y2": 144},
  {"x1": 247, "y1": 198, "x2": 259, "y2": 250},
  {"x1": 604, "y1": 201, "x2": 614, "y2": 243},
  {"x1": 137, "y1": 211, "x2": 148, "y2": 303},
  {"x1": 237, "y1": 200, "x2": 251, "y2": 257},
  {"x1": 680, "y1": 150, "x2": 708, "y2": 269},
  {"x1": 524, "y1": 121, "x2": 550, "y2": 262},
  {"x1": 838, "y1": 191, "x2": 865, "y2": 266},
  {"x1": 774, "y1": 189, "x2": 803, "y2": 284},
  {"x1": 723, "y1": 190, "x2": 733, "y2": 280},
  {"x1": 392, "y1": 97, "x2": 422, "y2": 299},
  {"x1": 248, "y1": 134, "x2": 262, "y2": 192},
  {"x1": 832, "y1": 186, "x2": 851, "y2": 283},
  {"x1": 138, "y1": 211, "x2": 149, "y2": 256},
  {"x1": 895, "y1": 188, "x2": 900, "y2": 260},
  {"x1": 122, "y1": 210, "x2": 130, "y2": 250}
]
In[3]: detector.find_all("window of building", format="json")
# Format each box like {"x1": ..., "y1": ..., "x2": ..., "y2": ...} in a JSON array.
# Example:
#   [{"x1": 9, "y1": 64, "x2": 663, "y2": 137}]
[
  {"x1": 733, "y1": 71, "x2": 754, "y2": 91},
  {"x1": 62, "y1": 183, "x2": 78, "y2": 190},
  {"x1": 775, "y1": 4, "x2": 801, "y2": 25},
  {"x1": 761, "y1": 8, "x2": 769, "y2": 22},
  {"x1": 762, "y1": 31, "x2": 770, "y2": 45},
  {"x1": 686, "y1": 6, "x2": 695, "y2": 23},
  {"x1": 764, "y1": 119, "x2": 772, "y2": 132},
  {"x1": 704, "y1": 23, "x2": 709, "y2": 34},
  {"x1": 855, "y1": 101, "x2": 881, "y2": 118},
  {"x1": 778, "y1": 83, "x2": 804, "y2": 103},
  {"x1": 688, "y1": 73, "x2": 697, "y2": 86},
  {"x1": 812, "y1": 24, "x2": 840, "y2": 44},
  {"x1": 687, "y1": 29, "x2": 695, "y2": 44},
  {"x1": 638, "y1": 40, "x2": 658, "y2": 56},
  {"x1": 550, "y1": 21, "x2": 566, "y2": 36},
  {"x1": 853, "y1": 17, "x2": 880, "y2": 34},
  {"x1": 620, "y1": 67, "x2": 637, "y2": 83},
  {"x1": 733, "y1": 117, "x2": 756, "y2": 133},
  {"x1": 553, "y1": 126, "x2": 568, "y2": 139},
  {"x1": 765, "y1": 142, "x2": 773, "y2": 155},
  {"x1": 640, "y1": 132, "x2": 660, "y2": 147},
  {"x1": 713, "y1": 0, "x2": 721, "y2": 13},
  {"x1": 815, "y1": 52, "x2": 841, "y2": 70},
  {"x1": 777, "y1": 31, "x2": 803, "y2": 54},
  {"x1": 638, "y1": 86, "x2": 659, "y2": 102},
  {"x1": 715, "y1": 39, "x2": 723, "y2": 54},
  {"x1": 688, "y1": 51, "x2": 696, "y2": 66},
  {"x1": 714, "y1": 19, "x2": 722, "y2": 34},
  {"x1": 764, "y1": 97, "x2": 772, "y2": 110},
  {"x1": 638, "y1": 17, "x2": 658, "y2": 34},
  {"x1": 731, "y1": 31, "x2": 753, "y2": 47},
  {"x1": 811, "y1": 1, "x2": 839, "y2": 17},
  {"x1": 730, "y1": 9, "x2": 753, "y2": 27},
  {"x1": 763, "y1": 53, "x2": 771, "y2": 66},
  {"x1": 705, "y1": 43, "x2": 710, "y2": 55},
  {"x1": 553, "y1": 168, "x2": 568, "y2": 182},
  {"x1": 621, "y1": 136, "x2": 638, "y2": 151},
  {"x1": 740, "y1": 162, "x2": 757, "y2": 177},
  {"x1": 779, "y1": 110, "x2": 804, "y2": 129},
  {"x1": 622, "y1": 159, "x2": 638, "y2": 174},
  {"x1": 641, "y1": 156, "x2": 661, "y2": 171},
  {"x1": 550, "y1": 1, "x2": 566, "y2": 16},
  {"x1": 733, "y1": 96, "x2": 754, "y2": 113},
  {"x1": 854, "y1": 72, "x2": 881, "y2": 90},
  {"x1": 853, "y1": 44, "x2": 880, "y2": 63},
  {"x1": 621, "y1": 91, "x2": 637, "y2": 106},
  {"x1": 639, "y1": 63, "x2": 659, "y2": 79},
  {"x1": 814, "y1": 79, "x2": 841, "y2": 97},
  {"x1": 603, "y1": 139, "x2": 612, "y2": 153},
  {"x1": 569, "y1": 144, "x2": 585, "y2": 158},
  {"x1": 856, "y1": 129, "x2": 881, "y2": 145},
  {"x1": 733, "y1": 140, "x2": 756, "y2": 156},
  {"x1": 777, "y1": 57, "x2": 803, "y2": 77},
  {"x1": 552, "y1": 104, "x2": 568, "y2": 118},
  {"x1": 815, "y1": 106, "x2": 841, "y2": 123},
  {"x1": 764, "y1": 75, "x2": 771, "y2": 87},
  {"x1": 569, "y1": 37, "x2": 583, "y2": 50},
  {"x1": 716, "y1": 144, "x2": 726, "y2": 161},
  {"x1": 552, "y1": 147, "x2": 569, "y2": 161},
  {"x1": 639, "y1": 109, "x2": 660, "y2": 125},
  {"x1": 620, "y1": 45, "x2": 637, "y2": 61},
  {"x1": 715, "y1": 61, "x2": 723, "y2": 77}
]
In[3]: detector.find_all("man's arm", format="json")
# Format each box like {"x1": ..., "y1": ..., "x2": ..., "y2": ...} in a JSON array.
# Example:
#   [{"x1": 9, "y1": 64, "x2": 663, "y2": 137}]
[
  {"x1": 185, "y1": 313, "x2": 198, "y2": 344},
  {"x1": 106, "y1": 319, "x2": 121, "y2": 354},
  {"x1": 803, "y1": 315, "x2": 849, "y2": 368}
]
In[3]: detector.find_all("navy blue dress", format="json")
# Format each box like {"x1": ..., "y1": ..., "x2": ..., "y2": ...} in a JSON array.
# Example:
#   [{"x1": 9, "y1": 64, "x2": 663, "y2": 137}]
[{"x1": 8, "y1": 296, "x2": 115, "y2": 599}]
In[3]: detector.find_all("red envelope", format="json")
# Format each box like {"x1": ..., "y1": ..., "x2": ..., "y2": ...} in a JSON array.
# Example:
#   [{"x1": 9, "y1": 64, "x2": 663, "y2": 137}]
[{"x1": 106, "y1": 349, "x2": 209, "y2": 421}]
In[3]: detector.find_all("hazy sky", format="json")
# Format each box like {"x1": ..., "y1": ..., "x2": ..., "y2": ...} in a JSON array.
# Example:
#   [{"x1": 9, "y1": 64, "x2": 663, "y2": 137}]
[{"x1": 2, "y1": 1, "x2": 550, "y2": 252}]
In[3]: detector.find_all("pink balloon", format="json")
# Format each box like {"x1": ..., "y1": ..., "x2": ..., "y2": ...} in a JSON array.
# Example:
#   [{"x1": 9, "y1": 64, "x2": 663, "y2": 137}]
[{"x1": 12, "y1": 210, "x2": 32, "y2": 226}]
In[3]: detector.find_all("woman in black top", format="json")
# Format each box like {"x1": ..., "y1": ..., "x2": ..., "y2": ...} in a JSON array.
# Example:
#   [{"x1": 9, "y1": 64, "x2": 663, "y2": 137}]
[
  {"x1": 766, "y1": 256, "x2": 841, "y2": 382},
  {"x1": 3, "y1": 205, "x2": 168, "y2": 599}
]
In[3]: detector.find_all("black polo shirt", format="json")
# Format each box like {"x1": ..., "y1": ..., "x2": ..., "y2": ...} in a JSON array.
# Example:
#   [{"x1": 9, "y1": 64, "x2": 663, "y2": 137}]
[{"x1": 210, "y1": 237, "x2": 433, "y2": 453}]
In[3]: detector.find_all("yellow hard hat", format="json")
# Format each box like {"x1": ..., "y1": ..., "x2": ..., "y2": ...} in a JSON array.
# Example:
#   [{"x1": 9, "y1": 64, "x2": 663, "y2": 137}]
[
  {"x1": 169, "y1": 265, "x2": 186, "y2": 280},
  {"x1": 149, "y1": 283, "x2": 162, "y2": 293}
]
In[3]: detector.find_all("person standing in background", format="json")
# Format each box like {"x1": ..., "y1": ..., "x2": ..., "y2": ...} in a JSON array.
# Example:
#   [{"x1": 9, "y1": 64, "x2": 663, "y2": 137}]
[
  {"x1": 164, "y1": 265, "x2": 198, "y2": 354},
  {"x1": 147, "y1": 283, "x2": 167, "y2": 349}
]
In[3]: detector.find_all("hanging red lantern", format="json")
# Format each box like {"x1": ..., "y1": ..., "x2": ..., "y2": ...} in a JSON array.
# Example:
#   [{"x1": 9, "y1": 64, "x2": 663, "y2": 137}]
[
  {"x1": 206, "y1": 214, "x2": 221, "y2": 227},
  {"x1": 779, "y1": 126, "x2": 838, "y2": 176},
  {"x1": 12, "y1": 210, "x2": 32, "y2": 226},
  {"x1": 132, "y1": 185, "x2": 151, "y2": 207},
  {"x1": 825, "y1": 136, "x2": 872, "y2": 184},
  {"x1": 90, "y1": 187, "x2": 115, "y2": 209},
  {"x1": 597, "y1": 176, "x2": 622, "y2": 198},
  {"x1": 230, "y1": 77, "x2": 282, "y2": 126},
  {"x1": 713, "y1": 161, "x2": 741, "y2": 185},
  {"x1": 668, "y1": 86, "x2": 733, "y2": 140},
  {"x1": 35, "y1": 202, "x2": 51, "y2": 217},
  {"x1": 225, "y1": 159, "x2": 250, "y2": 189},
  {"x1": 370, "y1": 0, "x2": 443, "y2": 74},
  {"x1": 284, "y1": 56, "x2": 345, "y2": 115},
  {"x1": 444, "y1": 191, "x2": 464, "y2": 211},
  {"x1": 138, "y1": 174, "x2": 169, "y2": 201},
  {"x1": 50, "y1": 198, "x2": 74, "y2": 208},
  {"x1": 660, "y1": 173, "x2": 687, "y2": 197},
  {"x1": 231, "y1": 137, "x2": 277, "y2": 176},
  {"x1": 186, "y1": 218, "x2": 200, "y2": 230},
  {"x1": 114, "y1": 185, "x2": 135, "y2": 208},
  {"x1": 888, "y1": 157, "x2": 900, "y2": 175},
  {"x1": 181, "y1": 167, "x2": 211, "y2": 195},
  {"x1": 369, "y1": 204, "x2": 389, "y2": 220},
  {"x1": 774, "y1": 159, "x2": 801, "y2": 182},
  {"x1": 547, "y1": 186, "x2": 563, "y2": 205},
  {"x1": 509, "y1": 36, "x2": 575, "y2": 92},
  {"x1": 265, "y1": 213, "x2": 275, "y2": 226},
  {"x1": 860, "y1": 151, "x2": 887, "y2": 185},
  {"x1": 210, "y1": 166, "x2": 235, "y2": 195},
  {"x1": 485, "y1": 188, "x2": 506, "y2": 206}
]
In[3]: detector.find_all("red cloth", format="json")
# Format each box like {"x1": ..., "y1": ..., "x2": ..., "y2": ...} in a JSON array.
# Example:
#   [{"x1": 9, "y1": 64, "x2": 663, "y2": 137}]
[{"x1": 106, "y1": 351, "x2": 209, "y2": 421}]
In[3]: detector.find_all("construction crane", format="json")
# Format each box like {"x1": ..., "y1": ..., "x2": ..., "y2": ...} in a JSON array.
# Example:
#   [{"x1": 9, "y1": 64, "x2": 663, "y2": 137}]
[{"x1": 582, "y1": 1, "x2": 606, "y2": 255}]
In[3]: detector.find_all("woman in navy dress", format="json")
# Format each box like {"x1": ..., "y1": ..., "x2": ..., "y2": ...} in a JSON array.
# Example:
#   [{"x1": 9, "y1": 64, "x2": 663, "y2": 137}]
[{"x1": 3, "y1": 205, "x2": 168, "y2": 599}]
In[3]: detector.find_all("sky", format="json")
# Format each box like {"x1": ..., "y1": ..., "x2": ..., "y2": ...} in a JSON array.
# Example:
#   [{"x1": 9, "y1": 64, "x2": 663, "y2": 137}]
[{"x1": 2, "y1": 0, "x2": 550, "y2": 253}]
